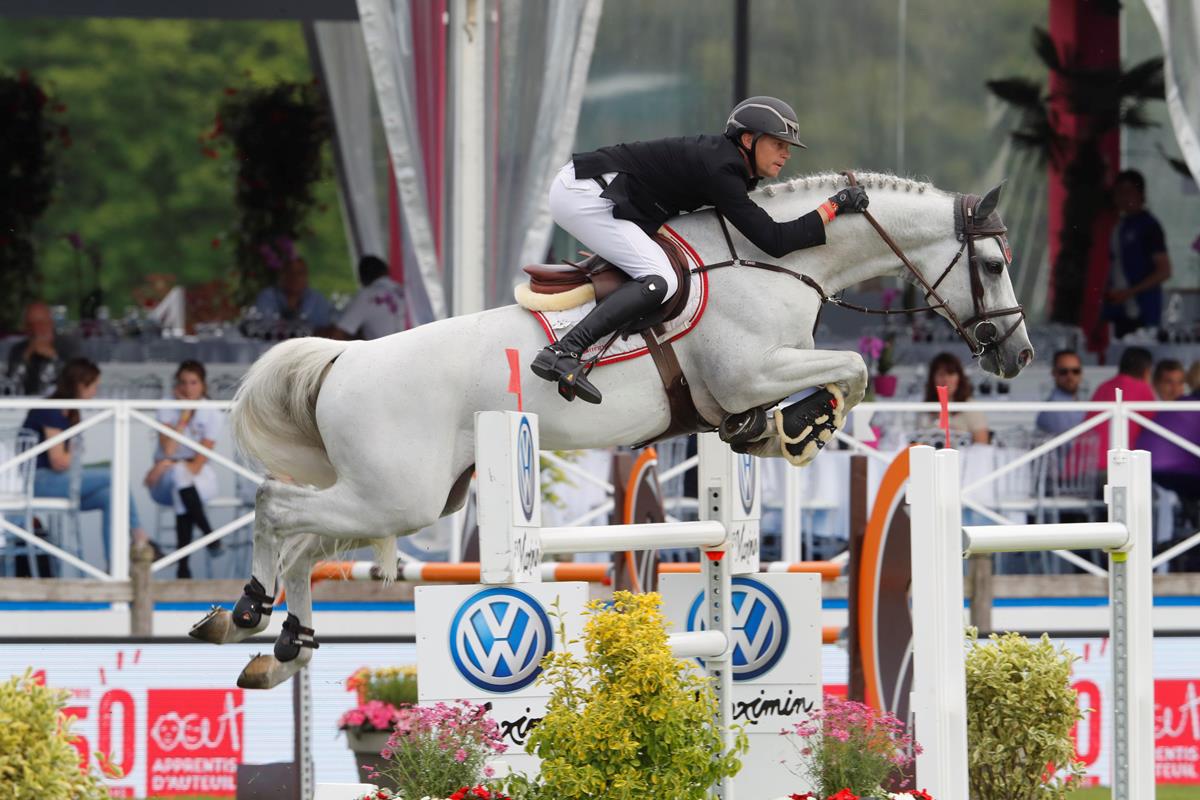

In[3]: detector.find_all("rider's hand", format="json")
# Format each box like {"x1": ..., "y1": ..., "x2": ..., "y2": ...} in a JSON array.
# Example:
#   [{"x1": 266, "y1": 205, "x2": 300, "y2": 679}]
[{"x1": 830, "y1": 186, "x2": 869, "y2": 214}]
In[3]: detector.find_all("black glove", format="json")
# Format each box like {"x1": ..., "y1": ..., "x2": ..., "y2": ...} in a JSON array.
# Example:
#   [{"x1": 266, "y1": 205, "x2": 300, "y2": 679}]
[{"x1": 830, "y1": 186, "x2": 869, "y2": 214}]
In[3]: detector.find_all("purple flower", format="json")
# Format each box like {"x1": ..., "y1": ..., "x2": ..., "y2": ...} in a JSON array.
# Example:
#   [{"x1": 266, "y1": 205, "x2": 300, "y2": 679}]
[{"x1": 881, "y1": 288, "x2": 900, "y2": 310}]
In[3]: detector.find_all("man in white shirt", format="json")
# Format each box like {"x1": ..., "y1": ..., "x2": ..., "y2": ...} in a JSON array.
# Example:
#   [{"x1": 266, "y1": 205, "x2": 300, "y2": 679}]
[{"x1": 334, "y1": 255, "x2": 406, "y2": 340}]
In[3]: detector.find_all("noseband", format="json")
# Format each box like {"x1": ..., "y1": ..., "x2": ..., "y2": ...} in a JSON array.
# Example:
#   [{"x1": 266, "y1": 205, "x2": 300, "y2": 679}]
[{"x1": 699, "y1": 171, "x2": 1026, "y2": 359}]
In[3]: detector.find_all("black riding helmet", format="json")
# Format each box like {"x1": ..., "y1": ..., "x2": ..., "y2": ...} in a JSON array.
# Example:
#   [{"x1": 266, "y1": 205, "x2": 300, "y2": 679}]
[{"x1": 724, "y1": 96, "x2": 807, "y2": 177}]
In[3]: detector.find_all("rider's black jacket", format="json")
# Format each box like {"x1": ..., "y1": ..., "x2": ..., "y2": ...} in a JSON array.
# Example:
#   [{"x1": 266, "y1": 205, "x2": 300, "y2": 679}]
[{"x1": 572, "y1": 133, "x2": 826, "y2": 257}]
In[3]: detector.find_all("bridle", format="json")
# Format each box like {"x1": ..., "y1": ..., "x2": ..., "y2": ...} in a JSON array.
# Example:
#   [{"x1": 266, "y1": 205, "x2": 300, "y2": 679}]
[{"x1": 699, "y1": 171, "x2": 1026, "y2": 358}]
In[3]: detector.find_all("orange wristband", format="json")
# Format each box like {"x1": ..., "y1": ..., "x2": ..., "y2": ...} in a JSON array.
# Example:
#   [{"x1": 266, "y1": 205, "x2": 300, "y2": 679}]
[{"x1": 818, "y1": 200, "x2": 838, "y2": 224}]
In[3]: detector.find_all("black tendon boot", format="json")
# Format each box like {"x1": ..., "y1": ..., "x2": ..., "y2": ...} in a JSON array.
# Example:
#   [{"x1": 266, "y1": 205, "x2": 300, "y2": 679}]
[
  {"x1": 178, "y1": 486, "x2": 220, "y2": 554},
  {"x1": 175, "y1": 515, "x2": 193, "y2": 579},
  {"x1": 531, "y1": 275, "x2": 670, "y2": 403},
  {"x1": 232, "y1": 576, "x2": 274, "y2": 630},
  {"x1": 274, "y1": 613, "x2": 320, "y2": 662}
]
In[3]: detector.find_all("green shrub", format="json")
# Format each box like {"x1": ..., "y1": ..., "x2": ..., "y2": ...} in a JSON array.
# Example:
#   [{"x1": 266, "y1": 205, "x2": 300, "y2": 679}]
[
  {"x1": 965, "y1": 630, "x2": 1086, "y2": 800},
  {"x1": 0, "y1": 668, "x2": 114, "y2": 799},
  {"x1": 502, "y1": 591, "x2": 746, "y2": 800}
]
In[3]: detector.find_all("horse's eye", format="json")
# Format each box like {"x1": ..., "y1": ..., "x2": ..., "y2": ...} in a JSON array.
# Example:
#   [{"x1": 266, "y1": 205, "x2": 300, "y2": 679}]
[{"x1": 985, "y1": 260, "x2": 1004, "y2": 276}]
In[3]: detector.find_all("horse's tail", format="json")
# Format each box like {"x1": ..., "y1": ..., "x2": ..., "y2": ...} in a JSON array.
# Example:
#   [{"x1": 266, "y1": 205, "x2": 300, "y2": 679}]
[{"x1": 231, "y1": 337, "x2": 347, "y2": 479}]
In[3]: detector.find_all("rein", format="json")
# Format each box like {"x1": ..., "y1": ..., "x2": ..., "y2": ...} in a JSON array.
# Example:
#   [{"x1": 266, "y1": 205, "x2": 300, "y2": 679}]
[{"x1": 695, "y1": 170, "x2": 1025, "y2": 357}]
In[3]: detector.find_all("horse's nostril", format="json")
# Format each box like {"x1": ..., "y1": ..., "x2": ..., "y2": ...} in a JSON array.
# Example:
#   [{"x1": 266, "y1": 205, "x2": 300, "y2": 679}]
[{"x1": 1018, "y1": 348, "x2": 1034, "y2": 367}]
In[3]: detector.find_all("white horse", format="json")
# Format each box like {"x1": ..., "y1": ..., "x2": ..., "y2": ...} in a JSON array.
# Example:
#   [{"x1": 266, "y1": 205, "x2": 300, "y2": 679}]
[{"x1": 190, "y1": 171, "x2": 1034, "y2": 688}]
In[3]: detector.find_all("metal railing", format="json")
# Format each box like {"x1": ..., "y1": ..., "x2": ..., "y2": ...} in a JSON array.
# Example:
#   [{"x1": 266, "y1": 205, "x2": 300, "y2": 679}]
[{"x1": 2, "y1": 395, "x2": 1199, "y2": 579}]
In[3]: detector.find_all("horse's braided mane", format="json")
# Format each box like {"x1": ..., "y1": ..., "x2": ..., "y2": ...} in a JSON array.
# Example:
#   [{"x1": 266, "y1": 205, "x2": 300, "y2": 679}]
[{"x1": 754, "y1": 171, "x2": 942, "y2": 198}]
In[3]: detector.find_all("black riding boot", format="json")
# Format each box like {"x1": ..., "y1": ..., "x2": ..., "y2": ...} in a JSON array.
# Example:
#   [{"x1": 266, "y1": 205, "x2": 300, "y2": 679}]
[
  {"x1": 179, "y1": 486, "x2": 220, "y2": 554},
  {"x1": 531, "y1": 275, "x2": 669, "y2": 404},
  {"x1": 175, "y1": 515, "x2": 193, "y2": 579}
]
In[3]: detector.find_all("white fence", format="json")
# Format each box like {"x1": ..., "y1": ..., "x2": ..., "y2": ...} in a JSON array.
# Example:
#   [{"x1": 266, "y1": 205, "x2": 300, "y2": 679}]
[{"x1": 1, "y1": 397, "x2": 1199, "y2": 580}]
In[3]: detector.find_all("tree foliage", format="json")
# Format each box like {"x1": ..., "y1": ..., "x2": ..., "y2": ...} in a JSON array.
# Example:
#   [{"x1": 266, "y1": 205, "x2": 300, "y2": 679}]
[{"x1": 0, "y1": 18, "x2": 352, "y2": 319}]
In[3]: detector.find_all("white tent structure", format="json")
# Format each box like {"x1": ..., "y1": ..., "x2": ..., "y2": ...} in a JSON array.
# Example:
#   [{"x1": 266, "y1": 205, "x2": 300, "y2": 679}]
[{"x1": 7, "y1": 0, "x2": 603, "y2": 324}]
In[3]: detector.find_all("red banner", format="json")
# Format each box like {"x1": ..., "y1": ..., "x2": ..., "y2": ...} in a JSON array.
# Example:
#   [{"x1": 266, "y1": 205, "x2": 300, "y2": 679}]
[
  {"x1": 146, "y1": 689, "x2": 243, "y2": 796},
  {"x1": 1155, "y1": 680, "x2": 1200, "y2": 783}
]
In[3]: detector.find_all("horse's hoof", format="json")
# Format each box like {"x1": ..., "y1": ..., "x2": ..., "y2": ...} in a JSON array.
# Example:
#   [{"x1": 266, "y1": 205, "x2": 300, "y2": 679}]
[
  {"x1": 236, "y1": 652, "x2": 308, "y2": 690},
  {"x1": 189, "y1": 606, "x2": 266, "y2": 645}
]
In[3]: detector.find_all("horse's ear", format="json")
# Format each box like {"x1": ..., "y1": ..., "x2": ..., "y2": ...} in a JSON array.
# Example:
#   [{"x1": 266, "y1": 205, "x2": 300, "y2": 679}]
[{"x1": 975, "y1": 181, "x2": 1006, "y2": 218}]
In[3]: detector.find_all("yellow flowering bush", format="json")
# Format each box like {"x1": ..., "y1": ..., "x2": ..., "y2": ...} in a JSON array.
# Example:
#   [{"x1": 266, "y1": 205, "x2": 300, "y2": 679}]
[
  {"x1": 505, "y1": 591, "x2": 746, "y2": 799},
  {"x1": 0, "y1": 669, "x2": 115, "y2": 799}
]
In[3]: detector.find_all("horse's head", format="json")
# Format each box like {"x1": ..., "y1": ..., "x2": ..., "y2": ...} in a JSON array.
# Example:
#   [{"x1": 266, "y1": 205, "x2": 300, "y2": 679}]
[{"x1": 915, "y1": 183, "x2": 1034, "y2": 379}]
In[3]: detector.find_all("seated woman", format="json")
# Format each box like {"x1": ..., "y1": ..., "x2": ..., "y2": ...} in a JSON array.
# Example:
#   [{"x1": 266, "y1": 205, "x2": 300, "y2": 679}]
[
  {"x1": 22, "y1": 358, "x2": 146, "y2": 570},
  {"x1": 923, "y1": 352, "x2": 989, "y2": 445},
  {"x1": 143, "y1": 360, "x2": 222, "y2": 579}
]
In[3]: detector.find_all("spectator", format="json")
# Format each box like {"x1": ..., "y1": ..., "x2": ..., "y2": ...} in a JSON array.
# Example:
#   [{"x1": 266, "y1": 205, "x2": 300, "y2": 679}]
[
  {"x1": 923, "y1": 352, "x2": 988, "y2": 444},
  {"x1": 332, "y1": 255, "x2": 405, "y2": 340},
  {"x1": 1153, "y1": 359, "x2": 1187, "y2": 402},
  {"x1": 142, "y1": 361, "x2": 222, "y2": 579},
  {"x1": 21, "y1": 358, "x2": 146, "y2": 570},
  {"x1": 253, "y1": 258, "x2": 333, "y2": 332},
  {"x1": 1036, "y1": 349, "x2": 1086, "y2": 436},
  {"x1": 5, "y1": 301, "x2": 78, "y2": 396},
  {"x1": 1187, "y1": 360, "x2": 1200, "y2": 394},
  {"x1": 1086, "y1": 346, "x2": 1156, "y2": 462},
  {"x1": 1103, "y1": 170, "x2": 1172, "y2": 339}
]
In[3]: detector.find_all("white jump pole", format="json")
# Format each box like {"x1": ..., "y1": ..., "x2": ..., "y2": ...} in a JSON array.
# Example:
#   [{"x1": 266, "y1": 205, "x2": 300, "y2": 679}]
[
  {"x1": 474, "y1": 410, "x2": 756, "y2": 799},
  {"x1": 908, "y1": 445, "x2": 1154, "y2": 800}
]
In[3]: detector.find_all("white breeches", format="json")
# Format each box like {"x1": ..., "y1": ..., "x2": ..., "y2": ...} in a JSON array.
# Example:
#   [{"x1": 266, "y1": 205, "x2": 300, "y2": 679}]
[{"x1": 548, "y1": 162, "x2": 678, "y2": 302}]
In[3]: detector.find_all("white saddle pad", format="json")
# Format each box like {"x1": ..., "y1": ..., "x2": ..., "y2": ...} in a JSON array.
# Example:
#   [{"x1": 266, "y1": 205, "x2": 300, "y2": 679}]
[{"x1": 530, "y1": 227, "x2": 708, "y2": 367}]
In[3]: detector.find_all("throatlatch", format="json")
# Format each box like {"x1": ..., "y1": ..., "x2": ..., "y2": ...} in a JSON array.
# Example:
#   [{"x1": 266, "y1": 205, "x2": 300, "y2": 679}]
[
  {"x1": 232, "y1": 576, "x2": 274, "y2": 630},
  {"x1": 774, "y1": 385, "x2": 846, "y2": 466},
  {"x1": 274, "y1": 613, "x2": 320, "y2": 663}
]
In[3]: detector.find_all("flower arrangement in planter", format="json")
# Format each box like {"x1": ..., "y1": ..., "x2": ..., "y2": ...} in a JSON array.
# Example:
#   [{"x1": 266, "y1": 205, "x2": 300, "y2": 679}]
[
  {"x1": 495, "y1": 591, "x2": 746, "y2": 800},
  {"x1": 788, "y1": 790, "x2": 933, "y2": 800},
  {"x1": 358, "y1": 700, "x2": 507, "y2": 800},
  {"x1": 358, "y1": 785, "x2": 510, "y2": 800},
  {"x1": 339, "y1": 665, "x2": 420, "y2": 787},
  {"x1": 785, "y1": 694, "x2": 924, "y2": 800},
  {"x1": 859, "y1": 331, "x2": 897, "y2": 399}
]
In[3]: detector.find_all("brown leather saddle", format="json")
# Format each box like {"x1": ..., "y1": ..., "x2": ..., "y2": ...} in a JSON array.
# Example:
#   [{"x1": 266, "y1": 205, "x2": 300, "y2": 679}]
[
  {"x1": 521, "y1": 233, "x2": 712, "y2": 444},
  {"x1": 521, "y1": 233, "x2": 693, "y2": 331}
]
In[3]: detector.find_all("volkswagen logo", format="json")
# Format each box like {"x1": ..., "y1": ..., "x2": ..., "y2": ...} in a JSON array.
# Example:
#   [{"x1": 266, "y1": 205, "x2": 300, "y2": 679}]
[
  {"x1": 449, "y1": 587, "x2": 553, "y2": 693},
  {"x1": 737, "y1": 453, "x2": 755, "y2": 516},
  {"x1": 686, "y1": 577, "x2": 788, "y2": 681},
  {"x1": 516, "y1": 416, "x2": 536, "y2": 522}
]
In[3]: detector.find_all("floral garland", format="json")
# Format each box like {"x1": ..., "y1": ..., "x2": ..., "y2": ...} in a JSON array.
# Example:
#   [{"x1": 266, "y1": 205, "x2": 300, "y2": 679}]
[
  {"x1": 0, "y1": 70, "x2": 68, "y2": 331},
  {"x1": 202, "y1": 80, "x2": 331, "y2": 304}
]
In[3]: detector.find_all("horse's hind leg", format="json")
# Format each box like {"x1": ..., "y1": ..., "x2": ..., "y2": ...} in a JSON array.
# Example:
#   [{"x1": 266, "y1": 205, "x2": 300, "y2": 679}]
[
  {"x1": 237, "y1": 542, "x2": 320, "y2": 690},
  {"x1": 189, "y1": 483, "x2": 284, "y2": 644}
]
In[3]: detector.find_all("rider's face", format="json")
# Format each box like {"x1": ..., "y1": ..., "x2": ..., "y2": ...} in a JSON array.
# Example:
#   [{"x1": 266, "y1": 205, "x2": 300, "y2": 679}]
[{"x1": 741, "y1": 133, "x2": 791, "y2": 178}]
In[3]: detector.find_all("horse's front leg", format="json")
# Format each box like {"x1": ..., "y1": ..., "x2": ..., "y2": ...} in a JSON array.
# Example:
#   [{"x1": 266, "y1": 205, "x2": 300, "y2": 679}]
[{"x1": 720, "y1": 348, "x2": 868, "y2": 465}]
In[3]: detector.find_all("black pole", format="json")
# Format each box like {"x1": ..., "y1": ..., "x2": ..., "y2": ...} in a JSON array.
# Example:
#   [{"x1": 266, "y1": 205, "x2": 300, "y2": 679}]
[{"x1": 733, "y1": 0, "x2": 749, "y2": 104}]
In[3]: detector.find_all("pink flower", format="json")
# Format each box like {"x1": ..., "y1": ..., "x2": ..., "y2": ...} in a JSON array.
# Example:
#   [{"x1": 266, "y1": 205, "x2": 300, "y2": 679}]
[{"x1": 454, "y1": 747, "x2": 468, "y2": 763}]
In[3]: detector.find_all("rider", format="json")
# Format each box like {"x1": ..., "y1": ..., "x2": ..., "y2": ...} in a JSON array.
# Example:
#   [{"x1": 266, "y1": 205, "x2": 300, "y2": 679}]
[{"x1": 531, "y1": 96, "x2": 870, "y2": 404}]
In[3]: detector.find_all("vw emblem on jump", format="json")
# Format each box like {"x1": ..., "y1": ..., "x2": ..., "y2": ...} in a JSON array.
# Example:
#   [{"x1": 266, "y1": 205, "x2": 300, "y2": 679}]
[
  {"x1": 449, "y1": 587, "x2": 553, "y2": 693},
  {"x1": 737, "y1": 453, "x2": 756, "y2": 516},
  {"x1": 516, "y1": 416, "x2": 536, "y2": 522},
  {"x1": 686, "y1": 577, "x2": 788, "y2": 681}
]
